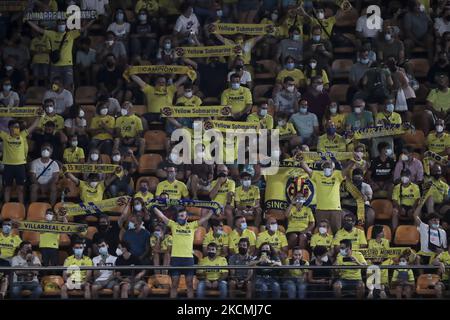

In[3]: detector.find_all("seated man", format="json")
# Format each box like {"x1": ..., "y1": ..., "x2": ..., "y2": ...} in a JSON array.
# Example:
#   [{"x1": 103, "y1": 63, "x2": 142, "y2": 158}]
[
  {"x1": 229, "y1": 238, "x2": 254, "y2": 299},
  {"x1": 91, "y1": 239, "x2": 119, "y2": 299},
  {"x1": 228, "y1": 216, "x2": 256, "y2": 255},
  {"x1": 332, "y1": 213, "x2": 368, "y2": 253},
  {"x1": 234, "y1": 171, "x2": 262, "y2": 226},
  {"x1": 282, "y1": 246, "x2": 309, "y2": 299},
  {"x1": 202, "y1": 220, "x2": 229, "y2": 257},
  {"x1": 196, "y1": 243, "x2": 228, "y2": 298},
  {"x1": 256, "y1": 217, "x2": 289, "y2": 260},
  {"x1": 392, "y1": 169, "x2": 421, "y2": 231},
  {"x1": 246, "y1": 101, "x2": 274, "y2": 129}
]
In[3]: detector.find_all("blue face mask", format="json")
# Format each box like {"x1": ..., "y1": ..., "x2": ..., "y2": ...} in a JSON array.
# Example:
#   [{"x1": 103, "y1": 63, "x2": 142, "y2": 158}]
[
  {"x1": 74, "y1": 248, "x2": 84, "y2": 257},
  {"x1": 386, "y1": 104, "x2": 395, "y2": 113},
  {"x1": 240, "y1": 222, "x2": 247, "y2": 230},
  {"x1": 326, "y1": 127, "x2": 336, "y2": 135},
  {"x1": 286, "y1": 63, "x2": 295, "y2": 70},
  {"x1": 99, "y1": 246, "x2": 108, "y2": 256},
  {"x1": 2, "y1": 225, "x2": 11, "y2": 234},
  {"x1": 231, "y1": 83, "x2": 240, "y2": 90},
  {"x1": 177, "y1": 218, "x2": 187, "y2": 225}
]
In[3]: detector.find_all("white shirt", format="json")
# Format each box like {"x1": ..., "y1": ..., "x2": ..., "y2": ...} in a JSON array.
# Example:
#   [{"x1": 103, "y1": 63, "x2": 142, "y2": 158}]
[
  {"x1": 76, "y1": 48, "x2": 96, "y2": 68},
  {"x1": 361, "y1": 182, "x2": 373, "y2": 204},
  {"x1": 434, "y1": 17, "x2": 450, "y2": 37},
  {"x1": 81, "y1": 0, "x2": 109, "y2": 15},
  {"x1": 0, "y1": 90, "x2": 20, "y2": 107},
  {"x1": 92, "y1": 254, "x2": 117, "y2": 282},
  {"x1": 64, "y1": 117, "x2": 87, "y2": 129},
  {"x1": 419, "y1": 222, "x2": 447, "y2": 253},
  {"x1": 30, "y1": 158, "x2": 60, "y2": 185},
  {"x1": 11, "y1": 254, "x2": 41, "y2": 283},
  {"x1": 356, "y1": 15, "x2": 383, "y2": 38},
  {"x1": 43, "y1": 89, "x2": 73, "y2": 115},
  {"x1": 174, "y1": 14, "x2": 200, "y2": 35},
  {"x1": 107, "y1": 22, "x2": 131, "y2": 38},
  {"x1": 227, "y1": 70, "x2": 252, "y2": 85}
]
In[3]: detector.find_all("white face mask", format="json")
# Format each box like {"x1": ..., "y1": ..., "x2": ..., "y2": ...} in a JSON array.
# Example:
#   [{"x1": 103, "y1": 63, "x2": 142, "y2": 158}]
[
  {"x1": 138, "y1": 14, "x2": 147, "y2": 22},
  {"x1": 317, "y1": 12, "x2": 325, "y2": 19},
  {"x1": 315, "y1": 84, "x2": 324, "y2": 92},
  {"x1": 231, "y1": 83, "x2": 240, "y2": 90},
  {"x1": 330, "y1": 107, "x2": 337, "y2": 114},
  {"x1": 120, "y1": 108, "x2": 128, "y2": 116},
  {"x1": 41, "y1": 149, "x2": 50, "y2": 158},
  {"x1": 271, "y1": 13, "x2": 278, "y2": 21},
  {"x1": 269, "y1": 224, "x2": 278, "y2": 232},
  {"x1": 324, "y1": 168, "x2": 332, "y2": 177},
  {"x1": 91, "y1": 153, "x2": 99, "y2": 161},
  {"x1": 286, "y1": 85, "x2": 295, "y2": 92},
  {"x1": 46, "y1": 107, "x2": 54, "y2": 114},
  {"x1": 400, "y1": 154, "x2": 409, "y2": 162},
  {"x1": 354, "y1": 107, "x2": 361, "y2": 114},
  {"x1": 399, "y1": 260, "x2": 407, "y2": 266},
  {"x1": 164, "y1": 43, "x2": 171, "y2": 50},
  {"x1": 115, "y1": 248, "x2": 123, "y2": 256},
  {"x1": 310, "y1": 62, "x2": 317, "y2": 69},
  {"x1": 436, "y1": 125, "x2": 444, "y2": 133},
  {"x1": 419, "y1": 4, "x2": 425, "y2": 12},
  {"x1": 356, "y1": 151, "x2": 364, "y2": 159},
  {"x1": 184, "y1": 91, "x2": 193, "y2": 98},
  {"x1": 90, "y1": 181, "x2": 99, "y2": 188},
  {"x1": 79, "y1": 110, "x2": 85, "y2": 117},
  {"x1": 300, "y1": 107, "x2": 308, "y2": 114},
  {"x1": 242, "y1": 180, "x2": 251, "y2": 187},
  {"x1": 216, "y1": 10, "x2": 223, "y2": 17},
  {"x1": 45, "y1": 214, "x2": 54, "y2": 222},
  {"x1": 321, "y1": 255, "x2": 329, "y2": 262},
  {"x1": 112, "y1": 155, "x2": 121, "y2": 162},
  {"x1": 385, "y1": 34, "x2": 392, "y2": 41},
  {"x1": 106, "y1": 40, "x2": 114, "y2": 46},
  {"x1": 292, "y1": 34, "x2": 300, "y2": 41},
  {"x1": 100, "y1": 108, "x2": 108, "y2": 116},
  {"x1": 319, "y1": 227, "x2": 327, "y2": 235},
  {"x1": 401, "y1": 176, "x2": 410, "y2": 184},
  {"x1": 259, "y1": 109, "x2": 268, "y2": 117},
  {"x1": 71, "y1": 141, "x2": 78, "y2": 147},
  {"x1": 134, "y1": 204, "x2": 142, "y2": 211},
  {"x1": 128, "y1": 222, "x2": 135, "y2": 230},
  {"x1": 385, "y1": 148, "x2": 393, "y2": 156},
  {"x1": 340, "y1": 248, "x2": 347, "y2": 256},
  {"x1": 58, "y1": 25, "x2": 66, "y2": 33}
]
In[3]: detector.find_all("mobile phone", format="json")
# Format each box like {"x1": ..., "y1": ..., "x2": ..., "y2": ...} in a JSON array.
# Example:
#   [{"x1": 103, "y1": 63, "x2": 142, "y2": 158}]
[{"x1": 343, "y1": 257, "x2": 353, "y2": 262}]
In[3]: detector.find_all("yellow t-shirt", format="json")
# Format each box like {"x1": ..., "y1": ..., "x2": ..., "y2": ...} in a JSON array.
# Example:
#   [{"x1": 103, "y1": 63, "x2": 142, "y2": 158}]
[
  {"x1": 235, "y1": 185, "x2": 260, "y2": 207},
  {"x1": 0, "y1": 130, "x2": 28, "y2": 165},
  {"x1": 391, "y1": 269, "x2": 415, "y2": 283},
  {"x1": 276, "y1": 69, "x2": 306, "y2": 87},
  {"x1": 39, "y1": 232, "x2": 60, "y2": 249},
  {"x1": 277, "y1": 123, "x2": 297, "y2": 137},
  {"x1": 63, "y1": 255, "x2": 93, "y2": 282},
  {"x1": 311, "y1": 16, "x2": 336, "y2": 39},
  {"x1": 310, "y1": 233, "x2": 334, "y2": 249},
  {"x1": 135, "y1": 0, "x2": 159, "y2": 15},
  {"x1": 43, "y1": 30, "x2": 80, "y2": 66},
  {"x1": 221, "y1": 87, "x2": 253, "y2": 114},
  {"x1": 368, "y1": 238, "x2": 390, "y2": 250},
  {"x1": 327, "y1": 113, "x2": 347, "y2": 131},
  {"x1": 223, "y1": 38, "x2": 256, "y2": 65},
  {"x1": 198, "y1": 256, "x2": 228, "y2": 281},
  {"x1": 175, "y1": 95, "x2": 202, "y2": 107},
  {"x1": 336, "y1": 251, "x2": 367, "y2": 280},
  {"x1": 375, "y1": 112, "x2": 402, "y2": 125},
  {"x1": 436, "y1": 251, "x2": 450, "y2": 280},
  {"x1": 427, "y1": 88, "x2": 450, "y2": 112},
  {"x1": 256, "y1": 230, "x2": 288, "y2": 251},
  {"x1": 228, "y1": 229, "x2": 256, "y2": 254},
  {"x1": 63, "y1": 147, "x2": 85, "y2": 164},
  {"x1": 134, "y1": 191, "x2": 154, "y2": 203},
  {"x1": 39, "y1": 114, "x2": 65, "y2": 131},
  {"x1": 30, "y1": 35, "x2": 51, "y2": 64},
  {"x1": 392, "y1": 183, "x2": 421, "y2": 206},
  {"x1": 246, "y1": 113, "x2": 274, "y2": 129},
  {"x1": 333, "y1": 228, "x2": 368, "y2": 250},
  {"x1": 311, "y1": 170, "x2": 345, "y2": 210},
  {"x1": 155, "y1": 180, "x2": 189, "y2": 200},
  {"x1": 90, "y1": 115, "x2": 115, "y2": 140},
  {"x1": 79, "y1": 180, "x2": 105, "y2": 203},
  {"x1": 202, "y1": 231, "x2": 229, "y2": 256},
  {"x1": 425, "y1": 177, "x2": 449, "y2": 204},
  {"x1": 0, "y1": 234, "x2": 22, "y2": 259},
  {"x1": 115, "y1": 114, "x2": 143, "y2": 138},
  {"x1": 427, "y1": 131, "x2": 450, "y2": 154},
  {"x1": 167, "y1": 220, "x2": 199, "y2": 258},
  {"x1": 210, "y1": 179, "x2": 236, "y2": 207},
  {"x1": 306, "y1": 69, "x2": 330, "y2": 86},
  {"x1": 142, "y1": 84, "x2": 176, "y2": 113},
  {"x1": 286, "y1": 206, "x2": 315, "y2": 233},
  {"x1": 161, "y1": 234, "x2": 173, "y2": 252},
  {"x1": 317, "y1": 133, "x2": 347, "y2": 152}
]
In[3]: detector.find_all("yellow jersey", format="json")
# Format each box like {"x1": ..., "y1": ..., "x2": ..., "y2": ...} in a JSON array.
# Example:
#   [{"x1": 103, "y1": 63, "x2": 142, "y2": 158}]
[
  {"x1": 90, "y1": 115, "x2": 115, "y2": 140},
  {"x1": 246, "y1": 113, "x2": 274, "y2": 129},
  {"x1": 155, "y1": 180, "x2": 189, "y2": 200},
  {"x1": 375, "y1": 111, "x2": 402, "y2": 125},
  {"x1": 311, "y1": 16, "x2": 336, "y2": 39},
  {"x1": 115, "y1": 114, "x2": 143, "y2": 138},
  {"x1": 427, "y1": 88, "x2": 450, "y2": 112},
  {"x1": 44, "y1": 30, "x2": 80, "y2": 66},
  {"x1": 276, "y1": 68, "x2": 306, "y2": 87},
  {"x1": 0, "y1": 130, "x2": 28, "y2": 165},
  {"x1": 392, "y1": 183, "x2": 420, "y2": 206},
  {"x1": 30, "y1": 35, "x2": 51, "y2": 64},
  {"x1": 391, "y1": 269, "x2": 415, "y2": 283},
  {"x1": 63, "y1": 147, "x2": 85, "y2": 164},
  {"x1": 202, "y1": 230, "x2": 229, "y2": 256},
  {"x1": 198, "y1": 256, "x2": 228, "y2": 281},
  {"x1": 436, "y1": 251, "x2": 450, "y2": 280},
  {"x1": 39, "y1": 114, "x2": 64, "y2": 131},
  {"x1": 0, "y1": 234, "x2": 21, "y2": 259},
  {"x1": 256, "y1": 230, "x2": 288, "y2": 251},
  {"x1": 221, "y1": 86, "x2": 253, "y2": 114},
  {"x1": 235, "y1": 185, "x2": 260, "y2": 207},
  {"x1": 228, "y1": 229, "x2": 256, "y2": 254},
  {"x1": 326, "y1": 113, "x2": 347, "y2": 131},
  {"x1": 310, "y1": 233, "x2": 334, "y2": 249},
  {"x1": 287, "y1": 260, "x2": 309, "y2": 278},
  {"x1": 368, "y1": 238, "x2": 390, "y2": 250},
  {"x1": 79, "y1": 180, "x2": 105, "y2": 203},
  {"x1": 336, "y1": 251, "x2": 367, "y2": 280},
  {"x1": 277, "y1": 123, "x2": 297, "y2": 137},
  {"x1": 210, "y1": 179, "x2": 236, "y2": 207},
  {"x1": 63, "y1": 255, "x2": 93, "y2": 282},
  {"x1": 135, "y1": 0, "x2": 159, "y2": 15},
  {"x1": 142, "y1": 84, "x2": 176, "y2": 113},
  {"x1": 311, "y1": 170, "x2": 345, "y2": 210},
  {"x1": 167, "y1": 220, "x2": 199, "y2": 258},
  {"x1": 134, "y1": 191, "x2": 154, "y2": 203},
  {"x1": 333, "y1": 228, "x2": 368, "y2": 250},
  {"x1": 426, "y1": 131, "x2": 450, "y2": 154},
  {"x1": 175, "y1": 95, "x2": 202, "y2": 107},
  {"x1": 317, "y1": 133, "x2": 347, "y2": 153},
  {"x1": 161, "y1": 234, "x2": 173, "y2": 252},
  {"x1": 424, "y1": 177, "x2": 449, "y2": 204},
  {"x1": 223, "y1": 38, "x2": 256, "y2": 64},
  {"x1": 286, "y1": 206, "x2": 315, "y2": 233}
]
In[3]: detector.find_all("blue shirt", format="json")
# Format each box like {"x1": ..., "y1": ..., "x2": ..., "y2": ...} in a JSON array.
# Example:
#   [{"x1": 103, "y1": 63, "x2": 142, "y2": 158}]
[
  {"x1": 345, "y1": 111, "x2": 374, "y2": 130},
  {"x1": 123, "y1": 228, "x2": 151, "y2": 257}
]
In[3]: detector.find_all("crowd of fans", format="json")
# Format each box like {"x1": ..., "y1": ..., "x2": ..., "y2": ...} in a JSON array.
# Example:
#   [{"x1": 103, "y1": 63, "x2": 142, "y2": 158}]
[{"x1": 0, "y1": 0, "x2": 450, "y2": 299}]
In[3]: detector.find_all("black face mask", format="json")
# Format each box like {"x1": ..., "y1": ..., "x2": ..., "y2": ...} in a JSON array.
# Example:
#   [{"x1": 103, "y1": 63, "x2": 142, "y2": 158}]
[
  {"x1": 433, "y1": 173, "x2": 441, "y2": 179},
  {"x1": 352, "y1": 178, "x2": 363, "y2": 186},
  {"x1": 217, "y1": 172, "x2": 227, "y2": 178},
  {"x1": 98, "y1": 224, "x2": 109, "y2": 232},
  {"x1": 261, "y1": 250, "x2": 271, "y2": 256},
  {"x1": 343, "y1": 222, "x2": 354, "y2": 231},
  {"x1": 106, "y1": 61, "x2": 115, "y2": 68},
  {"x1": 207, "y1": 252, "x2": 216, "y2": 258},
  {"x1": 238, "y1": 247, "x2": 248, "y2": 255}
]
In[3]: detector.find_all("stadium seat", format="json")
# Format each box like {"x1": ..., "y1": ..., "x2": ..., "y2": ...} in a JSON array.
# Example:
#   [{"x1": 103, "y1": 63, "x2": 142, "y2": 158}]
[
  {"x1": 367, "y1": 225, "x2": 392, "y2": 241},
  {"x1": 194, "y1": 226, "x2": 206, "y2": 246},
  {"x1": 138, "y1": 154, "x2": 163, "y2": 175},
  {"x1": 402, "y1": 130, "x2": 426, "y2": 152},
  {"x1": 42, "y1": 275, "x2": 64, "y2": 297},
  {"x1": 59, "y1": 234, "x2": 71, "y2": 247},
  {"x1": 148, "y1": 274, "x2": 171, "y2": 296},
  {"x1": 133, "y1": 105, "x2": 146, "y2": 116},
  {"x1": 135, "y1": 176, "x2": 159, "y2": 194},
  {"x1": 177, "y1": 275, "x2": 199, "y2": 294},
  {"x1": 416, "y1": 274, "x2": 441, "y2": 296},
  {"x1": 253, "y1": 84, "x2": 273, "y2": 104},
  {"x1": 333, "y1": 33, "x2": 356, "y2": 54},
  {"x1": 25, "y1": 86, "x2": 46, "y2": 104},
  {"x1": 329, "y1": 84, "x2": 349, "y2": 104},
  {"x1": 409, "y1": 59, "x2": 430, "y2": 79},
  {"x1": 202, "y1": 97, "x2": 220, "y2": 105},
  {"x1": 265, "y1": 209, "x2": 286, "y2": 222},
  {"x1": 331, "y1": 59, "x2": 353, "y2": 80},
  {"x1": 254, "y1": 60, "x2": 279, "y2": 80},
  {"x1": 1, "y1": 202, "x2": 26, "y2": 220},
  {"x1": 75, "y1": 86, "x2": 98, "y2": 104},
  {"x1": 371, "y1": 199, "x2": 393, "y2": 220},
  {"x1": 27, "y1": 202, "x2": 51, "y2": 221},
  {"x1": 334, "y1": 8, "x2": 359, "y2": 27},
  {"x1": 53, "y1": 202, "x2": 74, "y2": 222},
  {"x1": 394, "y1": 225, "x2": 420, "y2": 246},
  {"x1": 144, "y1": 130, "x2": 167, "y2": 151},
  {"x1": 186, "y1": 206, "x2": 202, "y2": 217},
  {"x1": 22, "y1": 231, "x2": 40, "y2": 246}
]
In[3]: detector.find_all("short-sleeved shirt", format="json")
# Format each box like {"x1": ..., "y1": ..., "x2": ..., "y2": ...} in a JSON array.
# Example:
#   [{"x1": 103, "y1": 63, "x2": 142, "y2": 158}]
[
  {"x1": 155, "y1": 180, "x2": 189, "y2": 200},
  {"x1": 0, "y1": 130, "x2": 28, "y2": 165},
  {"x1": 345, "y1": 111, "x2": 374, "y2": 130},
  {"x1": 142, "y1": 84, "x2": 176, "y2": 113},
  {"x1": 370, "y1": 156, "x2": 395, "y2": 182},
  {"x1": 419, "y1": 222, "x2": 447, "y2": 254},
  {"x1": 228, "y1": 229, "x2": 256, "y2": 254},
  {"x1": 123, "y1": 229, "x2": 151, "y2": 257},
  {"x1": 63, "y1": 147, "x2": 85, "y2": 164},
  {"x1": 115, "y1": 114, "x2": 143, "y2": 138},
  {"x1": 317, "y1": 133, "x2": 347, "y2": 152},
  {"x1": 92, "y1": 254, "x2": 117, "y2": 282},
  {"x1": 336, "y1": 251, "x2": 367, "y2": 280},
  {"x1": 436, "y1": 251, "x2": 450, "y2": 280},
  {"x1": 392, "y1": 183, "x2": 420, "y2": 206},
  {"x1": 276, "y1": 68, "x2": 306, "y2": 87},
  {"x1": 427, "y1": 88, "x2": 450, "y2": 112},
  {"x1": 391, "y1": 269, "x2": 415, "y2": 283},
  {"x1": 310, "y1": 233, "x2": 333, "y2": 249},
  {"x1": 30, "y1": 35, "x2": 51, "y2": 64},
  {"x1": 333, "y1": 228, "x2": 367, "y2": 249},
  {"x1": 368, "y1": 238, "x2": 390, "y2": 249},
  {"x1": 286, "y1": 206, "x2": 314, "y2": 233},
  {"x1": 30, "y1": 158, "x2": 60, "y2": 184},
  {"x1": 311, "y1": 170, "x2": 345, "y2": 211},
  {"x1": 256, "y1": 230, "x2": 288, "y2": 251},
  {"x1": 289, "y1": 112, "x2": 318, "y2": 138},
  {"x1": 277, "y1": 123, "x2": 297, "y2": 137},
  {"x1": 43, "y1": 30, "x2": 80, "y2": 66},
  {"x1": 167, "y1": 220, "x2": 199, "y2": 258},
  {"x1": 198, "y1": 256, "x2": 228, "y2": 281},
  {"x1": 221, "y1": 87, "x2": 253, "y2": 114},
  {"x1": 235, "y1": 185, "x2": 260, "y2": 207},
  {"x1": 0, "y1": 234, "x2": 22, "y2": 260},
  {"x1": 210, "y1": 179, "x2": 236, "y2": 207},
  {"x1": 375, "y1": 112, "x2": 402, "y2": 125},
  {"x1": 134, "y1": 191, "x2": 154, "y2": 203},
  {"x1": 246, "y1": 113, "x2": 274, "y2": 129},
  {"x1": 79, "y1": 180, "x2": 105, "y2": 203},
  {"x1": 175, "y1": 95, "x2": 202, "y2": 107},
  {"x1": 64, "y1": 255, "x2": 93, "y2": 282},
  {"x1": 427, "y1": 131, "x2": 450, "y2": 154},
  {"x1": 202, "y1": 231, "x2": 229, "y2": 256},
  {"x1": 39, "y1": 114, "x2": 65, "y2": 131},
  {"x1": 425, "y1": 177, "x2": 449, "y2": 204},
  {"x1": 90, "y1": 115, "x2": 115, "y2": 140}
]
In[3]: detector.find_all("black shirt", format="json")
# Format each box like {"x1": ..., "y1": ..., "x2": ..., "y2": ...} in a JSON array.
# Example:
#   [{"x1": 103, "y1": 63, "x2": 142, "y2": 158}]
[
  {"x1": 370, "y1": 156, "x2": 395, "y2": 182},
  {"x1": 92, "y1": 224, "x2": 121, "y2": 256},
  {"x1": 197, "y1": 62, "x2": 228, "y2": 98},
  {"x1": 97, "y1": 66, "x2": 124, "y2": 91},
  {"x1": 116, "y1": 254, "x2": 142, "y2": 277},
  {"x1": 427, "y1": 63, "x2": 450, "y2": 85},
  {"x1": 309, "y1": 258, "x2": 332, "y2": 280}
]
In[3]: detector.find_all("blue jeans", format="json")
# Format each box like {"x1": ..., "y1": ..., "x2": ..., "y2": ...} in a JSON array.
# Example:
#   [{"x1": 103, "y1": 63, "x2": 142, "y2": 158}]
[
  {"x1": 255, "y1": 277, "x2": 280, "y2": 299},
  {"x1": 197, "y1": 280, "x2": 228, "y2": 298},
  {"x1": 11, "y1": 282, "x2": 43, "y2": 299},
  {"x1": 283, "y1": 278, "x2": 307, "y2": 299}
]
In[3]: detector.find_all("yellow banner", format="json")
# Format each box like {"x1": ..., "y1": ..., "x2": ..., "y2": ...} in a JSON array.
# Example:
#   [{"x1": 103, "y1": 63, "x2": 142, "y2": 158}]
[
  {"x1": 62, "y1": 197, "x2": 130, "y2": 216},
  {"x1": 345, "y1": 180, "x2": 365, "y2": 223},
  {"x1": 357, "y1": 247, "x2": 412, "y2": 259},
  {"x1": 294, "y1": 151, "x2": 354, "y2": 162},
  {"x1": 0, "y1": 107, "x2": 41, "y2": 117},
  {"x1": 160, "y1": 106, "x2": 232, "y2": 118},
  {"x1": 63, "y1": 164, "x2": 118, "y2": 174},
  {"x1": 203, "y1": 120, "x2": 260, "y2": 132},
  {"x1": 0, "y1": 1, "x2": 28, "y2": 11},
  {"x1": 23, "y1": 11, "x2": 97, "y2": 21},
  {"x1": 351, "y1": 124, "x2": 411, "y2": 140},
  {"x1": 123, "y1": 65, "x2": 197, "y2": 82},
  {"x1": 17, "y1": 221, "x2": 87, "y2": 234},
  {"x1": 210, "y1": 23, "x2": 275, "y2": 35},
  {"x1": 174, "y1": 45, "x2": 240, "y2": 58},
  {"x1": 422, "y1": 151, "x2": 448, "y2": 176}
]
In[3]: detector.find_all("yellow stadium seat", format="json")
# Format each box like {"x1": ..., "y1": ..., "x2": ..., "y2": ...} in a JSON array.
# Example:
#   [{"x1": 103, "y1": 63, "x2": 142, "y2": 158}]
[
  {"x1": 371, "y1": 199, "x2": 393, "y2": 220},
  {"x1": 59, "y1": 234, "x2": 71, "y2": 247},
  {"x1": 1, "y1": 202, "x2": 26, "y2": 220},
  {"x1": 265, "y1": 209, "x2": 286, "y2": 221},
  {"x1": 331, "y1": 59, "x2": 353, "y2": 80},
  {"x1": 59, "y1": 178, "x2": 80, "y2": 199},
  {"x1": 101, "y1": 154, "x2": 111, "y2": 164},
  {"x1": 27, "y1": 202, "x2": 51, "y2": 221},
  {"x1": 144, "y1": 130, "x2": 167, "y2": 151},
  {"x1": 394, "y1": 225, "x2": 420, "y2": 246},
  {"x1": 367, "y1": 225, "x2": 392, "y2": 241},
  {"x1": 75, "y1": 86, "x2": 98, "y2": 104},
  {"x1": 26, "y1": 86, "x2": 46, "y2": 105},
  {"x1": 53, "y1": 202, "x2": 74, "y2": 222},
  {"x1": 329, "y1": 84, "x2": 349, "y2": 104},
  {"x1": 138, "y1": 154, "x2": 163, "y2": 175},
  {"x1": 177, "y1": 275, "x2": 199, "y2": 294},
  {"x1": 201, "y1": 97, "x2": 219, "y2": 105},
  {"x1": 223, "y1": 225, "x2": 232, "y2": 234},
  {"x1": 416, "y1": 274, "x2": 441, "y2": 296},
  {"x1": 334, "y1": 8, "x2": 358, "y2": 27},
  {"x1": 194, "y1": 226, "x2": 206, "y2": 246}
]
